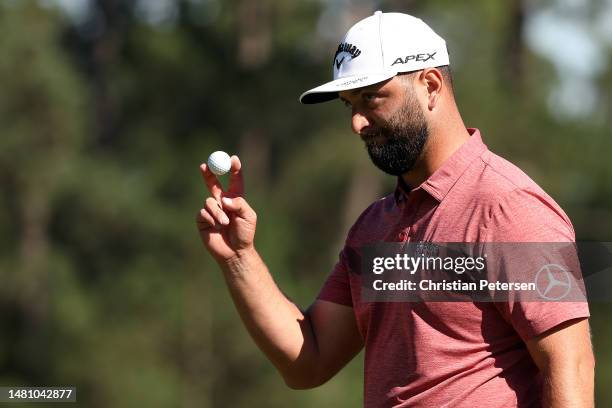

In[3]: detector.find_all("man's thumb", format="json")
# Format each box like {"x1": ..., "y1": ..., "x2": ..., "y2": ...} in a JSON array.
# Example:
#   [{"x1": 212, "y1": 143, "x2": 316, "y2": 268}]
[{"x1": 221, "y1": 197, "x2": 254, "y2": 220}]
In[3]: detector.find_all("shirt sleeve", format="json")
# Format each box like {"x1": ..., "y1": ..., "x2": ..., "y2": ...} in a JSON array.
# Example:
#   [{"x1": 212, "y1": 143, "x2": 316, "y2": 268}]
[
  {"x1": 483, "y1": 188, "x2": 590, "y2": 341},
  {"x1": 316, "y1": 247, "x2": 353, "y2": 307}
]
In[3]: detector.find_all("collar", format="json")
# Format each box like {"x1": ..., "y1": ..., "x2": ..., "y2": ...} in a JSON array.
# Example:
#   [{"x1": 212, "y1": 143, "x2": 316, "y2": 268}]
[{"x1": 394, "y1": 128, "x2": 487, "y2": 204}]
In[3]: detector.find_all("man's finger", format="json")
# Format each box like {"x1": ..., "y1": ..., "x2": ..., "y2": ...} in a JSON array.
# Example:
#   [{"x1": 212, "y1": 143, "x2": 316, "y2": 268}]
[
  {"x1": 206, "y1": 197, "x2": 230, "y2": 226},
  {"x1": 200, "y1": 163, "x2": 224, "y2": 201},
  {"x1": 221, "y1": 197, "x2": 255, "y2": 220},
  {"x1": 228, "y1": 155, "x2": 244, "y2": 196},
  {"x1": 196, "y1": 208, "x2": 220, "y2": 231}
]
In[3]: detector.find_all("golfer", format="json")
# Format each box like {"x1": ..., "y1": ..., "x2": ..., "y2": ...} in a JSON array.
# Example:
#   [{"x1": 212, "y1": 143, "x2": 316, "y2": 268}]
[{"x1": 197, "y1": 11, "x2": 594, "y2": 407}]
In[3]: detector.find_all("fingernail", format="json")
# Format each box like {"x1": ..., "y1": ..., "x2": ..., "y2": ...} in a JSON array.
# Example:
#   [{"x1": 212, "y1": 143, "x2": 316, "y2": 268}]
[
  {"x1": 221, "y1": 216, "x2": 230, "y2": 225},
  {"x1": 222, "y1": 197, "x2": 232, "y2": 205}
]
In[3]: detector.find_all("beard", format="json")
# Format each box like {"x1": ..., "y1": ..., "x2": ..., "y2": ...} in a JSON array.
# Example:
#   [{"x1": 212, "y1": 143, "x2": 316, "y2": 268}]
[{"x1": 362, "y1": 92, "x2": 429, "y2": 176}]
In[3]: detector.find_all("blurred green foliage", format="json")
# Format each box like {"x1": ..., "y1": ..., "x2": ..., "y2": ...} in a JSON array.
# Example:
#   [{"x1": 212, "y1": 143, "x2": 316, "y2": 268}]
[{"x1": 0, "y1": 0, "x2": 610, "y2": 407}]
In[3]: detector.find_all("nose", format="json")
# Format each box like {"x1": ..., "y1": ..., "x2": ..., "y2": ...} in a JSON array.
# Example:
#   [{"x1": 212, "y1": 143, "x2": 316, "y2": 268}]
[{"x1": 351, "y1": 110, "x2": 371, "y2": 135}]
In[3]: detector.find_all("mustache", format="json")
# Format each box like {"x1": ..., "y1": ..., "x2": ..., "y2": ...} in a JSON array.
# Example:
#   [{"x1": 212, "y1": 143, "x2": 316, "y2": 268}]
[
  {"x1": 360, "y1": 127, "x2": 391, "y2": 143},
  {"x1": 361, "y1": 128, "x2": 405, "y2": 146}
]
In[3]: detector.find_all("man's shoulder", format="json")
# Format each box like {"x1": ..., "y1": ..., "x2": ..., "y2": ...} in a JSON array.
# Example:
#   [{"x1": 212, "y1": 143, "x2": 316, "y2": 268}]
[
  {"x1": 460, "y1": 149, "x2": 556, "y2": 206},
  {"x1": 480, "y1": 150, "x2": 543, "y2": 191},
  {"x1": 475, "y1": 150, "x2": 574, "y2": 241}
]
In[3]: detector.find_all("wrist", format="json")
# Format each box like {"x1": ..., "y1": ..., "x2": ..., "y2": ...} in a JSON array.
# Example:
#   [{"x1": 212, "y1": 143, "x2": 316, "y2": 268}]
[
  {"x1": 235, "y1": 244, "x2": 257, "y2": 259},
  {"x1": 222, "y1": 245, "x2": 258, "y2": 273}
]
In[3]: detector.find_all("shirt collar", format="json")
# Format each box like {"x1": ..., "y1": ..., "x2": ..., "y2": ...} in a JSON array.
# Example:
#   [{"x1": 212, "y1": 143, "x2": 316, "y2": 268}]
[{"x1": 394, "y1": 128, "x2": 487, "y2": 204}]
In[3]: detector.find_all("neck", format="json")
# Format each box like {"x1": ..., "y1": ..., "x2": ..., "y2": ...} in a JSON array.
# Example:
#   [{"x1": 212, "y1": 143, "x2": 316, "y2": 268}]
[{"x1": 401, "y1": 117, "x2": 471, "y2": 188}]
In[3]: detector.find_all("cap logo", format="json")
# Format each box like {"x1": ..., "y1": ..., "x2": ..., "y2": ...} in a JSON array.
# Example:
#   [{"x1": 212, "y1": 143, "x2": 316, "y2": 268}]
[
  {"x1": 391, "y1": 52, "x2": 437, "y2": 66},
  {"x1": 333, "y1": 42, "x2": 362, "y2": 69}
]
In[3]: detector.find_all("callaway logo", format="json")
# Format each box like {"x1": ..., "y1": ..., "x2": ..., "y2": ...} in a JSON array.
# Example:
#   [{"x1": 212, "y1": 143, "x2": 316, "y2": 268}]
[
  {"x1": 335, "y1": 56, "x2": 345, "y2": 69},
  {"x1": 392, "y1": 52, "x2": 437, "y2": 66},
  {"x1": 333, "y1": 42, "x2": 361, "y2": 69}
]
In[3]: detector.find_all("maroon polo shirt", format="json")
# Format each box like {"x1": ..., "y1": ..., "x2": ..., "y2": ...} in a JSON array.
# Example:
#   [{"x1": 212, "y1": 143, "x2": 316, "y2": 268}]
[{"x1": 318, "y1": 128, "x2": 590, "y2": 407}]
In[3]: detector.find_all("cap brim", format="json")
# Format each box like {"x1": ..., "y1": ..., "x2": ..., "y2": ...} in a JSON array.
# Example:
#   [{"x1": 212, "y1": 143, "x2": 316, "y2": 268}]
[{"x1": 299, "y1": 71, "x2": 397, "y2": 104}]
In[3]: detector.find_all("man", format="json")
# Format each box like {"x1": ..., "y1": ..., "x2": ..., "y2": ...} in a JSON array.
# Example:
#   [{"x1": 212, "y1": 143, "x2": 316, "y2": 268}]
[{"x1": 197, "y1": 11, "x2": 594, "y2": 407}]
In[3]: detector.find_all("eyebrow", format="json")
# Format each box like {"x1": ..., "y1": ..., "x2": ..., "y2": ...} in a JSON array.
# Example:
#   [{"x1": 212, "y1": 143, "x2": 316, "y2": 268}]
[
  {"x1": 339, "y1": 87, "x2": 367, "y2": 102},
  {"x1": 340, "y1": 84, "x2": 384, "y2": 103}
]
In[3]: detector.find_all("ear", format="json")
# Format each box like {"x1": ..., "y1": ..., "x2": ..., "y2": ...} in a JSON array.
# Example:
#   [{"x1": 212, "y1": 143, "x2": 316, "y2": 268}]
[{"x1": 420, "y1": 68, "x2": 444, "y2": 111}]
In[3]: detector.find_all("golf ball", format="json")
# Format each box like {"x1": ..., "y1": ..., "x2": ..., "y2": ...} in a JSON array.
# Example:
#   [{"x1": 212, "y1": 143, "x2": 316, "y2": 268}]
[{"x1": 207, "y1": 151, "x2": 231, "y2": 176}]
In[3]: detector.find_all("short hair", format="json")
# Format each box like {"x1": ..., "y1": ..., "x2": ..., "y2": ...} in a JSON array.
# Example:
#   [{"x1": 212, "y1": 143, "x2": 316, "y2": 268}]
[
  {"x1": 397, "y1": 65, "x2": 454, "y2": 94},
  {"x1": 437, "y1": 65, "x2": 454, "y2": 91}
]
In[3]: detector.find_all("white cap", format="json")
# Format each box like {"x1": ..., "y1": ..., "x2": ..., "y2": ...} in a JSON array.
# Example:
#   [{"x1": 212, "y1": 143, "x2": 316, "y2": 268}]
[{"x1": 300, "y1": 11, "x2": 449, "y2": 104}]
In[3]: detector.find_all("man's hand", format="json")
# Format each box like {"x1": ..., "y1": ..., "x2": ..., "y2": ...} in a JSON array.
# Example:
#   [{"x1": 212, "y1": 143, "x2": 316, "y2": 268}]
[
  {"x1": 526, "y1": 317, "x2": 595, "y2": 407},
  {"x1": 196, "y1": 155, "x2": 257, "y2": 262}
]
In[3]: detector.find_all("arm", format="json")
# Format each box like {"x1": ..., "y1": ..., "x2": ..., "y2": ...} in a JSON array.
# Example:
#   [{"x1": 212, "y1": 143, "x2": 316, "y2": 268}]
[
  {"x1": 525, "y1": 318, "x2": 595, "y2": 408},
  {"x1": 196, "y1": 157, "x2": 363, "y2": 389},
  {"x1": 221, "y1": 247, "x2": 363, "y2": 388}
]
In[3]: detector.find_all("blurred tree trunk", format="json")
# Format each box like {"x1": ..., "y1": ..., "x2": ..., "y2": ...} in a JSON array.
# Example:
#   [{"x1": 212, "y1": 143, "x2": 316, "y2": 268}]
[
  {"x1": 239, "y1": 129, "x2": 270, "y2": 194},
  {"x1": 182, "y1": 272, "x2": 213, "y2": 408},
  {"x1": 16, "y1": 179, "x2": 52, "y2": 380},
  {"x1": 89, "y1": 0, "x2": 127, "y2": 146},
  {"x1": 502, "y1": 0, "x2": 525, "y2": 93},
  {"x1": 237, "y1": 0, "x2": 272, "y2": 192},
  {"x1": 237, "y1": 0, "x2": 271, "y2": 69}
]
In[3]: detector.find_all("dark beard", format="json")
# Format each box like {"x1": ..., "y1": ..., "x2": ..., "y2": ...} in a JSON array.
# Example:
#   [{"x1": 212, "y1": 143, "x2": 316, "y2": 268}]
[{"x1": 362, "y1": 98, "x2": 429, "y2": 176}]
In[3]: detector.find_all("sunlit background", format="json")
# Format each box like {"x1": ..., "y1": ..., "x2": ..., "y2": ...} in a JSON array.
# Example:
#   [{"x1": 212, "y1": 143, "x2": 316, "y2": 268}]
[{"x1": 1, "y1": 0, "x2": 611, "y2": 406}]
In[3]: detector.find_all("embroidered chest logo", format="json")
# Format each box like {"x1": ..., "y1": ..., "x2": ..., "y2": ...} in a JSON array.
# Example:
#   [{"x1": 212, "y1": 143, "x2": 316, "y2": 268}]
[{"x1": 334, "y1": 42, "x2": 362, "y2": 70}]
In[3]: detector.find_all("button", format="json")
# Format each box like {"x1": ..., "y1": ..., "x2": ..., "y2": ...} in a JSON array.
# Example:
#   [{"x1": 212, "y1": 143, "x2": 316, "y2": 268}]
[{"x1": 374, "y1": 10, "x2": 382, "y2": 16}]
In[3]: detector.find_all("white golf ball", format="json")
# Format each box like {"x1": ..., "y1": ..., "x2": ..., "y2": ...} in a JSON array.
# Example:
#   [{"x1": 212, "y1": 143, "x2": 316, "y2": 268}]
[{"x1": 207, "y1": 151, "x2": 232, "y2": 176}]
